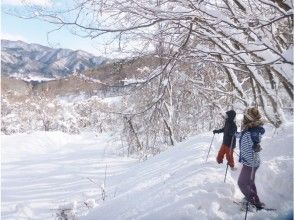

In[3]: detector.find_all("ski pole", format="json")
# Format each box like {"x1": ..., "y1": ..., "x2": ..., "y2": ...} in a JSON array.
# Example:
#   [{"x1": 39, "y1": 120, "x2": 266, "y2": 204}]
[
  {"x1": 205, "y1": 134, "x2": 215, "y2": 163},
  {"x1": 224, "y1": 163, "x2": 229, "y2": 183},
  {"x1": 245, "y1": 202, "x2": 249, "y2": 220},
  {"x1": 234, "y1": 151, "x2": 240, "y2": 157}
]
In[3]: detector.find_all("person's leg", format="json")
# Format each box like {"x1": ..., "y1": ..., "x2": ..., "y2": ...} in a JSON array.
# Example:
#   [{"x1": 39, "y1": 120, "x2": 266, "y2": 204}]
[
  {"x1": 249, "y1": 167, "x2": 261, "y2": 205},
  {"x1": 238, "y1": 165, "x2": 261, "y2": 205},
  {"x1": 238, "y1": 165, "x2": 252, "y2": 201},
  {"x1": 216, "y1": 144, "x2": 227, "y2": 164},
  {"x1": 250, "y1": 168, "x2": 257, "y2": 193},
  {"x1": 225, "y1": 147, "x2": 234, "y2": 168}
]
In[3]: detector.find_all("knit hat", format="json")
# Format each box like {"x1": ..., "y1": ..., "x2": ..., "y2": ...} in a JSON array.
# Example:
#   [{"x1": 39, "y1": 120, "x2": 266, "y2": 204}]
[
  {"x1": 242, "y1": 107, "x2": 263, "y2": 129},
  {"x1": 244, "y1": 107, "x2": 261, "y2": 121}
]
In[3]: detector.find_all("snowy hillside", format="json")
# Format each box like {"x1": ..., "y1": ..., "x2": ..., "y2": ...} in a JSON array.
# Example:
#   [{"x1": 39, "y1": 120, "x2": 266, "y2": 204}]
[
  {"x1": 1, "y1": 123, "x2": 293, "y2": 220},
  {"x1": 1, "y1": 40, "x2": 106, "y2": 80}
]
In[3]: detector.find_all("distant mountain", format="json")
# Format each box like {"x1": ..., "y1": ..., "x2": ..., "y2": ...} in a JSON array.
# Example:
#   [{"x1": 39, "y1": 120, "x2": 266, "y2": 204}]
[{"x1": 1, "y1": 40, "x2": 107, "y2": 81}]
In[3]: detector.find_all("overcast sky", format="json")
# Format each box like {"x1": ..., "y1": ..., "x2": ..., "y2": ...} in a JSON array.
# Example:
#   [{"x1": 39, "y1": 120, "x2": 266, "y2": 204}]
[{"x1": 1, "y1": 0, "x2": 112, "y2": 56}]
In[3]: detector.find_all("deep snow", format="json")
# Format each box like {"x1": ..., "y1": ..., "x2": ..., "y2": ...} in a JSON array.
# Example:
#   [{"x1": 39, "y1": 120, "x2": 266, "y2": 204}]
[
  {"x1": 1, "y1": 123, "x2": 293, "y2": 220},
  {"x1": 1, "y1": 132, "x2": 136, "y2": 219}
]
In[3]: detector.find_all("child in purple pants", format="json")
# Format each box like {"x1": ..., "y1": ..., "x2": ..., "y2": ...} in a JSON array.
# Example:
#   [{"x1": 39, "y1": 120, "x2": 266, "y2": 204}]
[{"x1": 237, "y1": 107, "x2": 265, "y2": 209}]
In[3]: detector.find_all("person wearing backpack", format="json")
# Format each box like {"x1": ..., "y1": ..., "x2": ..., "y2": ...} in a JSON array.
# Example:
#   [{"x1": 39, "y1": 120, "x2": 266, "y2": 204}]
[
  {"x1": 237, "y1": 107, "x2": 265, "y2": 210},
  {"x1": 213, "y1": 110, "x2": 237, "y2": 170}
]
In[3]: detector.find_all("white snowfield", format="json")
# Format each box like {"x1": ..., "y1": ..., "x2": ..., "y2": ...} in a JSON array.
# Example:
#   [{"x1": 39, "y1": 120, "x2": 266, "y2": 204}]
[{"x1": 1, "y1": 123, "x2": 293, "y2": 220}]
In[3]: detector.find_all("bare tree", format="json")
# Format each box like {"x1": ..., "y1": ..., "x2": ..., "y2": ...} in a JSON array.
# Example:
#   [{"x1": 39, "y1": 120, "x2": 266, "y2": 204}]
[{"x1": 5, "y1": 0, "x2": 292, "y2": 149}]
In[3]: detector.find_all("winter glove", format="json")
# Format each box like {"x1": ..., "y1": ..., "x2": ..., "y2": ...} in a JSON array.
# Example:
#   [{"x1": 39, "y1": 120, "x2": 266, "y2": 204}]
[
  {"x1": 253, "y1": 143, "x2": 262, "y2": 152},
  {"x1": 234, "y1": 132, "x2": 241, "y2": 138}
]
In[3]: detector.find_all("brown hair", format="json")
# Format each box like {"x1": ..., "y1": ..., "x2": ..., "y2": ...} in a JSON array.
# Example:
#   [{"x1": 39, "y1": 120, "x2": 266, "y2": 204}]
[{"x1": 242, "y1": 107, "x2": 264, "y2": 130}]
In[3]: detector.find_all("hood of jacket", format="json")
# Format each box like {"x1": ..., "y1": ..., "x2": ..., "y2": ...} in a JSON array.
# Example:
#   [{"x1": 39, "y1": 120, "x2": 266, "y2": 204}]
[{"x1": 226, "y1": 110, "x2": 236, "y2": 120}]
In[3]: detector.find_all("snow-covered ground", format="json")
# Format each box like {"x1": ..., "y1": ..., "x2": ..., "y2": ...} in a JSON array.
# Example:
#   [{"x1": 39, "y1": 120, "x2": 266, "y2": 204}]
[
  {"x1": 1, "y1": 123, "x2": 293, "y2": 220},
  {"x1": 1, "y1": 132, "x2": 136, "y2": 219}
]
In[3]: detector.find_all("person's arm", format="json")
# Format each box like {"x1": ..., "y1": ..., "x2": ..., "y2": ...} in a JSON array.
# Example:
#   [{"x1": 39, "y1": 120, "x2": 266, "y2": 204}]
[
  {"x1": 234, "y1": 131, "x2": 241, "y2": 138},
  {"x1": 251, "y1": 127, "x2": 265, "y2": 143},
  {"x1": 251, "y1": 128, "x2": 265, "y2": 152},
  {"x1": 213, "y1": 127, "x2": 224, "y2": 134}
]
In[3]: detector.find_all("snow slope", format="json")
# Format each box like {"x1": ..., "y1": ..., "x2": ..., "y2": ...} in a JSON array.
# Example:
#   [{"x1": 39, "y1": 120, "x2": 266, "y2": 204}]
[
  {"x1": 1, "y1": 132, "x2": 137, "y2": 219},
  {"x1": 80, "y1": 123, "x2": 293, "y2": 220},
  {"x1": 1, "y1": 123, "x2": 293, "y2": 220}
]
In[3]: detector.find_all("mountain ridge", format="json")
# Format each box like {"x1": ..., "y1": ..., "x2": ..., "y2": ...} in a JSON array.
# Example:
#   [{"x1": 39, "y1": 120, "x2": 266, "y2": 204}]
[{"x1": 1, "y1": 39, "x2": 107, "y2": 81}]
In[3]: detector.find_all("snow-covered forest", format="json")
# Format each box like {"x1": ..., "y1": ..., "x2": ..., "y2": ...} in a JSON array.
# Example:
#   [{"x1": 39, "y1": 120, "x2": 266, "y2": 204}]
[
  {"x1": 1, "y1": 0, "x2": 293, "y2": 219},
  {"x1": 3, "y1": 0, "x2": 293, "y2": 151}
]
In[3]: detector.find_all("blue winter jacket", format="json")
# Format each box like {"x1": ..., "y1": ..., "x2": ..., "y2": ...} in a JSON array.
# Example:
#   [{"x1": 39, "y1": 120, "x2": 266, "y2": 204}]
[{"x1": 237, "y1": 126, "x2": 265, "y2": 167}]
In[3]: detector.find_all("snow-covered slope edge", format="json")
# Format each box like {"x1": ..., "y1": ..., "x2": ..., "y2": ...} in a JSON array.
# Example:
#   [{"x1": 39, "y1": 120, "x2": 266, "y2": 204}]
[{"x1": 80, "y1": 123, "x2": 293, "y2": 220}]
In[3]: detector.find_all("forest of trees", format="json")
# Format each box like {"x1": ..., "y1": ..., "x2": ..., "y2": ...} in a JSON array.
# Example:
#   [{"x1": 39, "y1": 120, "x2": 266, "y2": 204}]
[{"x1": 3, "y1": 0, "x2": 293, "y2": 157}]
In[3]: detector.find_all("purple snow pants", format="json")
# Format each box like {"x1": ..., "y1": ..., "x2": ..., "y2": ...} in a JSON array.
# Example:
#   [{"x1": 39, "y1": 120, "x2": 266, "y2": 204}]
[{"x1": 238, "y1": 165, "x2": 260, "y2": 204}]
